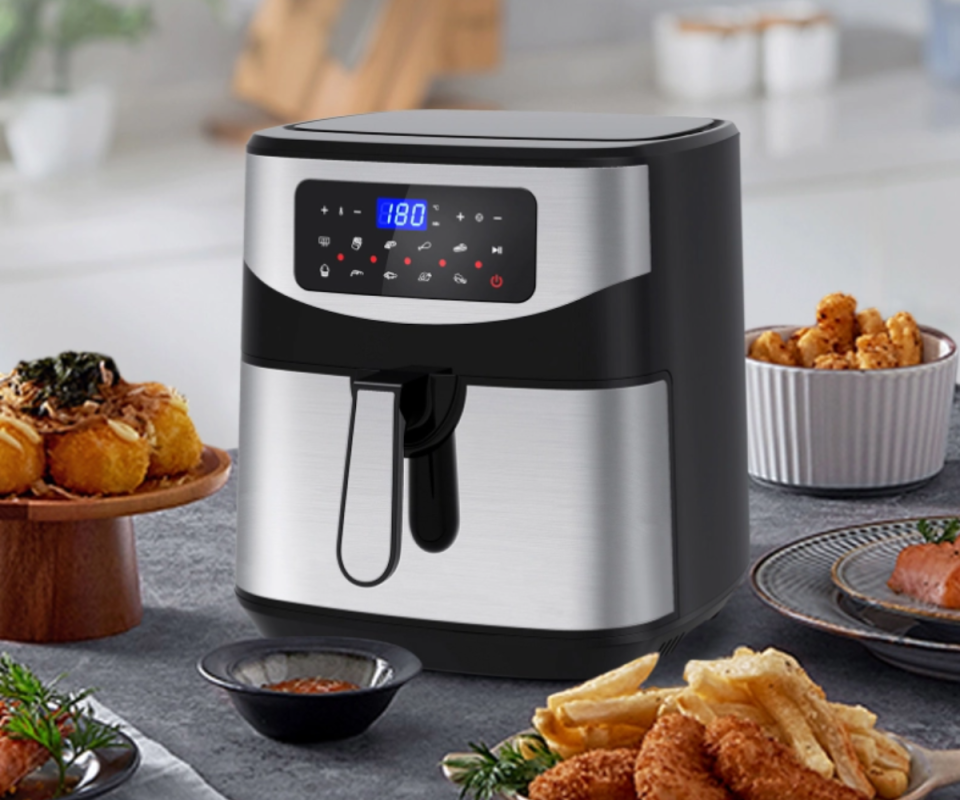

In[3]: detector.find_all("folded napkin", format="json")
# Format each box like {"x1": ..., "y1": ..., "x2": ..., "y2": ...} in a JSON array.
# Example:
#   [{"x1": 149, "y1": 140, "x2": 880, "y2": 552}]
[{"x1": 88, "y1": 699, "x2": 228, "y2": 800}]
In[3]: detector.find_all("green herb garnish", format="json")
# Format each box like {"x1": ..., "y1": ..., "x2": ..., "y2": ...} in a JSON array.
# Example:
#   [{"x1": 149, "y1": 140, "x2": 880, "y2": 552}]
[
  {"x1": 917, "y1": 518, "x2": 960, "y2": 545},
  {"x1": 12, "y1": 352, "x2": 120, "y2": 415},
  {"x1": 443, "y1": 732, "x2": 562, "y2": 800},
  {"x1": 0, "y1": 654, "x2": 126, "y2": 797}
]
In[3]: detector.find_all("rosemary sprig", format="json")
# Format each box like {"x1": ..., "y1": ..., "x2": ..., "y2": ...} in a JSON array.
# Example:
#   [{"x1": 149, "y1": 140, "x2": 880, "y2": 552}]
[
  {"x1": 0, "y1": 654, "x2": 126, "y2": 797},
  {"x1": 916, "y1": 518, "x2": 960, "y2": 545},
  {"x1": 443, "y1": 732, "x2": 562, "y2": 800}
]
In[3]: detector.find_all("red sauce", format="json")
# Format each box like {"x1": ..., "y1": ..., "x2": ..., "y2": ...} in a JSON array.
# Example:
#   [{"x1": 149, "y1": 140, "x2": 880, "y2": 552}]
[{"x1": 263, "y1": 677, "x2": 359, "y2": 694}]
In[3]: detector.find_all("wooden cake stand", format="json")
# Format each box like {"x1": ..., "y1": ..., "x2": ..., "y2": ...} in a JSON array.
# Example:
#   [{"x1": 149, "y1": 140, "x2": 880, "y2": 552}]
[{"x1": 0, "y1": 446, "x2": 231, "y2": 643}]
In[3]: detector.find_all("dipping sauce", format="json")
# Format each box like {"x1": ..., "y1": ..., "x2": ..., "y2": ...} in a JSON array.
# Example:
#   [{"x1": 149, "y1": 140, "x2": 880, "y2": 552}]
[{"x1": 263, "y1": 677, "x2": 359, "y2": 694}]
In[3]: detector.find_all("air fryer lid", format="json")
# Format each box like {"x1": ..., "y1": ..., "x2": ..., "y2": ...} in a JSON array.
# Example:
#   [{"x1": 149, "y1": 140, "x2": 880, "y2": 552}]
[{"x1": 294, "y1": 110, "x2": 715, "y2": 143}]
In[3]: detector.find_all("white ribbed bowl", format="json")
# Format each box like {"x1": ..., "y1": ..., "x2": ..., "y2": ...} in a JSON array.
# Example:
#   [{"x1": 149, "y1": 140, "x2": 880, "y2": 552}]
[{"x1": 745, "y1": 325, "x2": 958, "y2": 494}]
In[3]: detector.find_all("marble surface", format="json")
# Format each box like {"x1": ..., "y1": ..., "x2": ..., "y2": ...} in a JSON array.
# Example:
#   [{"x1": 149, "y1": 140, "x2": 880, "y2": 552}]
[{"x1": 0, "y1": 393, "x2": 957, "y2": 799}]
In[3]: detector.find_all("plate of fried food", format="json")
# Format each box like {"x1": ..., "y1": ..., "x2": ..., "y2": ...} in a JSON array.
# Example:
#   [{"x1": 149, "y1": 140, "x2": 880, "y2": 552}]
[
  {"x1": 0, "y1": 352, "x2": 230, "y2": 518},
  {"x1": 744, "y1": 293, "x2": 957, "y2": 495},
  {"x1": 443, "y1": 646, "x2": 960, "y2": 800}
]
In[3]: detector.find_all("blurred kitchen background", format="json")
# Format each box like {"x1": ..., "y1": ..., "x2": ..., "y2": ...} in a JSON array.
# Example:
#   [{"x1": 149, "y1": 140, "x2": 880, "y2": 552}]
[{"x1": 0, "y1": 0, "x2": 957, "y2": 449}]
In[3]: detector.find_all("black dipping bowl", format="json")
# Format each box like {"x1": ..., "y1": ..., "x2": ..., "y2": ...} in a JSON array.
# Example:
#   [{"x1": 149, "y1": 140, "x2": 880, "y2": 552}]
[{"x1": 198, "y1": 636, "x2": 421, "y2": 742}]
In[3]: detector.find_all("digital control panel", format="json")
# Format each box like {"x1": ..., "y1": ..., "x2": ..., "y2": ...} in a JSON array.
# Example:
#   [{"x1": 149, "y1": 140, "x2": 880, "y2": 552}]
[{"x1": 294, "y1": 180, "x2": 537, "y2": 303}]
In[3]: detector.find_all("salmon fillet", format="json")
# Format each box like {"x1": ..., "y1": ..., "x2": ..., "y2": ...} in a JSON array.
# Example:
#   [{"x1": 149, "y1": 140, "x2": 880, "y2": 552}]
[
  {"x1": 887, "y1": 541, "x2": 960, "y2": 608},
  {"x1": 705, "y1": 716, "x2": 869, "y2": 800},
  {"x1": 634, "y1": 714, "x2": 734, "y2": 800},
  {"x1": 528, "y1": 747, "x2": 639, "y2": 800},
  {"x1": 0, "y1": 703, "x2": 54, "y2": 794}
]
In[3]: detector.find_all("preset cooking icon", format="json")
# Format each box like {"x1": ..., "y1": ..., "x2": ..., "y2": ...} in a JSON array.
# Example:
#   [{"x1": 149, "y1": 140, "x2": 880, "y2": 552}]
[
  {"x1": 351, "y1": 237, "x2": 363, "y2": 250},
  {"x1": 418, "y1": 272, "x2": 432, "y2": 282},
  {"x1": 318, "y1": 236, "x2": 331, "y2": 247},
  {"x1": 320, "y1": 264, "x2": 331, "y2": 278},
  {"x1": 453, "y1": 273, "x2": 467, "y2": 285}
]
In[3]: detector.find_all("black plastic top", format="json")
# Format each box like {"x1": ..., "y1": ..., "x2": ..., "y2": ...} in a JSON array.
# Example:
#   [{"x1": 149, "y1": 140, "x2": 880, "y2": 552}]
[
  {"x1": 294, "y1": 111, "x2": 713, "y2": 141},
  {"x1": 248, "y1": 110, "x2": 731, "y2": 167}
]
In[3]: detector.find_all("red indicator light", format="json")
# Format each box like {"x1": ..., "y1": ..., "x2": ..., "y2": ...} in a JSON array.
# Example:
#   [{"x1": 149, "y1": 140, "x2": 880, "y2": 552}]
[
  {"x1": 370, "y1": 255, "x2": 378, "y2": 264},
  {"x1": 475, "y1": 260, "x2": 483, "y2": 269},
  {"x1": 490, "y1": 274, "x2": 503, "y2": 289},
  {"x1": 439, "y1": 259, "x2": 447, "y2": 267},
  {"x1": 337, "y1": 253, "x2": 345, "y2": 261},
  {"x1": 404, "y1": 257, "x2": 412, "y2": 265}
]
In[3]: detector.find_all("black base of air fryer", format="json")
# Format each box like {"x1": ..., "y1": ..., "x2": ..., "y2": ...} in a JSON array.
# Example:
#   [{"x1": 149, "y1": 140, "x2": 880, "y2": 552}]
[{"x1": 236, "y1": 585, "x2": 740, "y2": 680}]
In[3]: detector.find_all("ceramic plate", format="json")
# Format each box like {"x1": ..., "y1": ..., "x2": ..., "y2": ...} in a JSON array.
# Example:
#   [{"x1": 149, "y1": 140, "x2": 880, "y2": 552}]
[
  {"x1": 832, "y1": 533, "x2": 960, "y2": 626},
  {"x1": 752, "y1": 519, "x2": 960, "y2": 681},
  {"x1": 11, "y1": 731, "x2": 139, "y2": 799}
]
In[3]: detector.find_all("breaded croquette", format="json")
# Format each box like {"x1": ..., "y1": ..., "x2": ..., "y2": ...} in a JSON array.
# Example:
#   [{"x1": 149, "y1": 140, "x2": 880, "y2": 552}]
[
  {"x1": 47, "y1": 419, "x2": 150, "y2": 495},
  {"x1": 635, "y1": 714, "x2": 734, "y2": 800},
  {"x1": 855, "y1": 308, "x2": 885, "y2": 337},
  {"x1": 816, "y1": 293, "x2": 857, "y2": 353},
  {"x1": 0, "y1": 416, "x2": 44, "y2": 495},
  {"x1": 705, "y1": 716, "x2": 870, "y2": 800},
  {"x1": 749, "y1": 331, "x2": 796, "y2": 366},
  {"x1": 528, "y1": 747, "x2": 639, "y2": 800},
  {"x1": 795, "y1": 327, "x2": 835, "y2": 368},
  {"x1": 886, "y1": 311, "x2": 923, "y2": 367},
  {"x1": 854, "y1": 333, "x2": 898, "y2": 371},
  {"x1": 136, "y1": 384, "x2": 203, "y2": 478}
]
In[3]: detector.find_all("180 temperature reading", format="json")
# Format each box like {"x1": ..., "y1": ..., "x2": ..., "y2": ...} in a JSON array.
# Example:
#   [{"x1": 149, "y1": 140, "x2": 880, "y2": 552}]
[{"x1": 376, "y1": 198, "x2": 428, "y2": 231}]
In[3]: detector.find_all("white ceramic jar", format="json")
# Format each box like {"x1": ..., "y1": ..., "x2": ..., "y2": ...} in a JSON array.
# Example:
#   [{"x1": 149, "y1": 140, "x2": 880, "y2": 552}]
[
  {"x1": 759, "y1": 2, "x2": 839, "y2": 95},
  {"x1": 654, "y1": 8, "x2": 760, "y2": 101}
]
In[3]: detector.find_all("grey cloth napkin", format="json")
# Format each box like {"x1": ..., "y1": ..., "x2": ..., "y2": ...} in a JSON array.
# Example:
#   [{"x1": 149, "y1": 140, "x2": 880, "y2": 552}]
[{"x1": 89, "y1": 699, "x2": 228, "y2": 800}]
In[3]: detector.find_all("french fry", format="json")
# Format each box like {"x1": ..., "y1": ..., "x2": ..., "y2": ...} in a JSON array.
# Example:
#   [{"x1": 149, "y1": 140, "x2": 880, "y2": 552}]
[
  {"x1": 868, "y1": 766, "x2": 909, "y2": 800},
  {"x1": 532, "y1": 707, "x2": 585, "y2": 759},
  {"x1": 547, "y1": 653, "x2": 658, "y2": 711},
  {"x1": 750, "y1": 678, "x2": 834, "y2": 779},
  {"x1": 831, "y1": 702, "x2": 879, "y2": 732},
  {"x1": 850, "y1": 732, "x2": 879, "y2": 768},
  {"x1": 684, "y1": 662, "x2": 754, "y2": 704},
  {"x1": 864, "y1": 729, "x2": 911, "y2": 773},
  {"x1": 580, "y1": 723, "x2": 647, "y2": 751},
  {"x1": 675, "y1": 688, "x2": 717, "y2": 727},
  {"x1": 557, "y1": 687, "x2": 679, "y2": 728},
  {"x1": 782, "y1": 676, "x2": 876, "y2": 798}
]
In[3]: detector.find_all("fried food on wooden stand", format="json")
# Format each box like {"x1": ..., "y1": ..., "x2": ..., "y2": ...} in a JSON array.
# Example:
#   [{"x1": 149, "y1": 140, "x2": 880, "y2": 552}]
[{"x1": 0, "y1": 416, "x2": 44, "y2": 495}]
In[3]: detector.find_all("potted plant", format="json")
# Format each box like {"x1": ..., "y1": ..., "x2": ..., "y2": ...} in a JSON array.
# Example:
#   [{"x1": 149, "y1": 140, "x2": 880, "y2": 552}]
[{"x1": 0, "y1": 0, "x2": 152, "y2": 177}]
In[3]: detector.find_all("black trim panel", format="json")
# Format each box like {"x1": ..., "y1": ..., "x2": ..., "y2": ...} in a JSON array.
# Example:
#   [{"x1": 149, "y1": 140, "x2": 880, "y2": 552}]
[{"x1": 236, "y1": 586, "x2": 740, "y2": 680}]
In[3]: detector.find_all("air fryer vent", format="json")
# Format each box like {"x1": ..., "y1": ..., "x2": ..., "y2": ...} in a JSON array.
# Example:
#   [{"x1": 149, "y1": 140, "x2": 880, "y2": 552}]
[{"x1": 658, "y1": 635, "x2": 685, "y2": 656}]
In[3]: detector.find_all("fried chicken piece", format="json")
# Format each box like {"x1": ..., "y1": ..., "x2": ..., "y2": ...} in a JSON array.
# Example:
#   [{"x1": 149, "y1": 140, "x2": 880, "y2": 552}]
[
  {"x1": 528, "y1": 747, "x2": 639, "y2": 800},
  {"x1": 855, "y1": 308, "x2": 885, "y2": 337},
  {"x1": 886, "y1": 311, "x2": 923, "y2": 367},
  {"x1": 814, "y1": 353, "x2": 853, "y2": 371},
  {"x1": 635, "y1": 714, "x2": 733, "y2": 800},
  {"x1": 749, "y1": 331, "x2": 797, "y2": 366},
  {"x1": 0, "y1": 702, "x2": 64, "y2": 793},
  {"x1": 47, "y1": 418, "x2": 150, "y2": 494},
  {"x1": 817, "y1": 293, "x2": 858, "y2": 353},
  {"x1": 136, "y1": 384, "x2": 203, "y2": 477},
  {"x1": 854, "y1": 333, "x2": 898, "y2": 371},
  {"x1": 705, "y1": 716, "x2": 870, "y2": 800},
  {"x1": 795, "y1": 327, "x2": 835, "y2": 368},
  {"x1": 0, "y1": 416, "x2": 45, "y2": 495}
]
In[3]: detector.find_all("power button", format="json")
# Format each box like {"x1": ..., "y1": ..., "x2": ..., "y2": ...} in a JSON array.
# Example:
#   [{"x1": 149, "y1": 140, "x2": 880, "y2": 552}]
[{"x1": 490, "y1": 274, "x2": 504, "y2": 289}]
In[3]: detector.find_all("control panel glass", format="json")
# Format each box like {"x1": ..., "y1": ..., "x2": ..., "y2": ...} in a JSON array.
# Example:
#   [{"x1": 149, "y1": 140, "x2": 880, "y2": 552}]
[{"x1": 295, "y1": 180, "x2": 537, "y2": 303}]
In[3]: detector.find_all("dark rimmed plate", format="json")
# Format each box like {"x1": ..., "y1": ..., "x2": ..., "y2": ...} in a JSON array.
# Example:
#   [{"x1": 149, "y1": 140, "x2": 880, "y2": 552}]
[
  {"x1": 12, "y1": 730, "x2": 139, "y2": 799},
  {"x1": 752, "y1": 518, "x2": 960, "y2": 681},
  {"x1": 832, "y1": 533, "x2": 960, "y2": 627}
]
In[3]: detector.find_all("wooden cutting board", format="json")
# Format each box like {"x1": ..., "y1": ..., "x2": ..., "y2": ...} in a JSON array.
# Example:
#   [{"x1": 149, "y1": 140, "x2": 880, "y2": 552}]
[{"x1": 231, "y1": 0, "x2": 500, "y2": 124}]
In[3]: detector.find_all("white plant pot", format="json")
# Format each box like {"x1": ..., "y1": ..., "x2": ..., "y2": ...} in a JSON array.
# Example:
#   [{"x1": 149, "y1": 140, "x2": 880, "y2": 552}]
[{"x1": 5, "y1": 86, "x2": 115, "y2": 178}]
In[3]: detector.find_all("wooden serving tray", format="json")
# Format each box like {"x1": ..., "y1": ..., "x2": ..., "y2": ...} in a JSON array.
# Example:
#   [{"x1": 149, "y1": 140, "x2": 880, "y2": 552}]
[{"x1": 0, "y1": 446, "x2": 231, "y2": 643}]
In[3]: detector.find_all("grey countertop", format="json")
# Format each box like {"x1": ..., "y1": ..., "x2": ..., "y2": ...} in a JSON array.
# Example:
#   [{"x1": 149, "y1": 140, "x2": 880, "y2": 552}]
[{"x1": 4, "y1": 393, "x2": 960, "y2": 799}]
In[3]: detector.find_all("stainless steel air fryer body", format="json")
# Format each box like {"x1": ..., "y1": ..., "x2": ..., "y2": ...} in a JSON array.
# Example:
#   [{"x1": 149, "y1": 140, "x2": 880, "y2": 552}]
[{"x1": 237, "y1": 111, "x2": 749, "y2": 679}]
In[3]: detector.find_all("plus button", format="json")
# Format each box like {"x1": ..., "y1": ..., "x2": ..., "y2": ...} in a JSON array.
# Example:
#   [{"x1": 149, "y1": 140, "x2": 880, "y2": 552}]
[
  {"x1": 456, "y1": 212, "x2": 465, "y2": 221},
  {"x1": 321, "y1": 206, "x2": 329, "y2": 215}
]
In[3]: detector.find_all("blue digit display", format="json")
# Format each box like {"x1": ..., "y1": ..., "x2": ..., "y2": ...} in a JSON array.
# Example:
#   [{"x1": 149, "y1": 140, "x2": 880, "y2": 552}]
[{"x1": 376, "y1": 197, "x2": 428, "y2": 231}]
